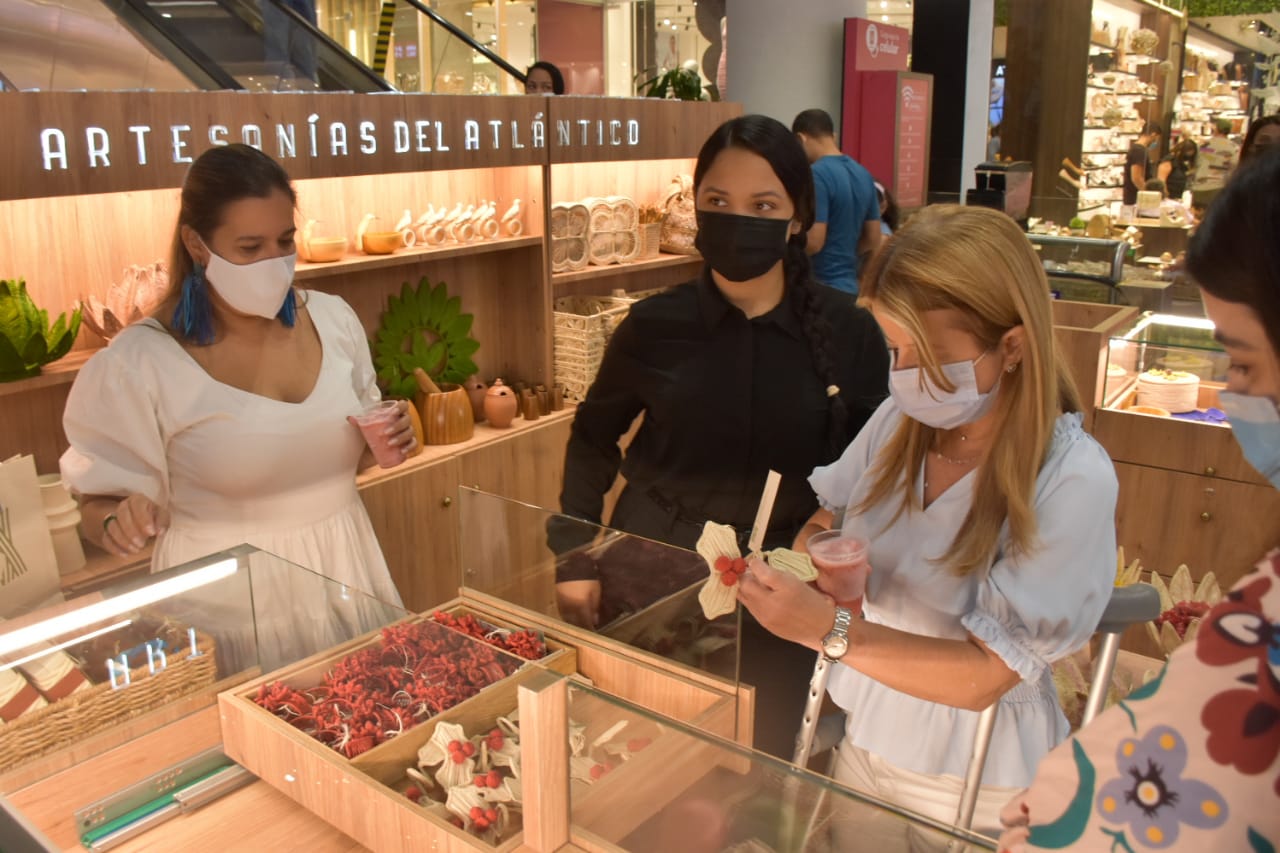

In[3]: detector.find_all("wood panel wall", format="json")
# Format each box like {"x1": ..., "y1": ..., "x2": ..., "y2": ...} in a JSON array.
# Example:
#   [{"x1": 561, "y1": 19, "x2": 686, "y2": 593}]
[{"x1": 1004, "y1": 0, "x2": 1092, "y2": 223}]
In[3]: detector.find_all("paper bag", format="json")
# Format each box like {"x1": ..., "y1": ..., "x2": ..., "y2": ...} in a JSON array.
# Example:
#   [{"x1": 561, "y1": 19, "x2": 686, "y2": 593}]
[{"x1": 0, "y1": 455, "x2": 63, "y2": 618}]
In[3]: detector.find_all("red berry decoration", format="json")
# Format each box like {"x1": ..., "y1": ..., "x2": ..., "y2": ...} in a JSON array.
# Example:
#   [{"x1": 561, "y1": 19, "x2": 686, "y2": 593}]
[
  {"x1": 714, "y1": 555, "x2": 732, "y2": 573},
  {"x1": 462, "y1": 741, "x2": 476, "y2": 757},
  {"x1": 719, "y1": 571, "x2": 739, "y2": 587},
  {"x1": 589, "y1": 763, "x2": 609, "y2": 780},
  {"x1": 470, "y1": 806, "x2": 485, "y2": 820},
  {"x1": 405, "y1": 787, "x2": 423, "y2": 802},
  {"x1": 486, "y1": 770, "x2": 502, "y2": 787}
]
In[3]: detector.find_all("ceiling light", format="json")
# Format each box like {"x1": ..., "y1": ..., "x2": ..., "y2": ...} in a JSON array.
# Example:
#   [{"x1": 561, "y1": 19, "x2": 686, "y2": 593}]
[
  {"x1": 880, "y1": 1, "x2": 887, "y2": 7},
  {"x1": 881, "y1": 15, "x2": 888, "y2": 21},
  {"x1": 663, "y1": 18, "x2": 670, "y2": 25}
]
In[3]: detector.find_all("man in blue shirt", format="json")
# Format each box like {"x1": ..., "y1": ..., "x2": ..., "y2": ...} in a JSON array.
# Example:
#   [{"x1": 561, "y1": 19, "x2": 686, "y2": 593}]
[{"x1": 792, "y1": 109, "x2": 882, "y2": 295}]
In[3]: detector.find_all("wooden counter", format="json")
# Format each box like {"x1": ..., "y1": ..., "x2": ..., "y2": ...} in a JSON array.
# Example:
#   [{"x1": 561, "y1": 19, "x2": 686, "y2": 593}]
[{"x1": 5, "y1": 706, "x2": 368, "y2": 852}]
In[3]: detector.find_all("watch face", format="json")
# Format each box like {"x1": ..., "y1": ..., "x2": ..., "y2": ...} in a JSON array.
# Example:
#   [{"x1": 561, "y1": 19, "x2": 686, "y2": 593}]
[{"x1": 823, "y1": 634, "x2": 849, "y2": 660}]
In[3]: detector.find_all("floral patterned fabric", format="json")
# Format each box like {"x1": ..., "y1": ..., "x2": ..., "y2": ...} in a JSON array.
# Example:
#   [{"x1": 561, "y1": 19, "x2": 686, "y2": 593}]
[{"x1": 999, "y1": 550, "x2": 1280, "y2": 852}]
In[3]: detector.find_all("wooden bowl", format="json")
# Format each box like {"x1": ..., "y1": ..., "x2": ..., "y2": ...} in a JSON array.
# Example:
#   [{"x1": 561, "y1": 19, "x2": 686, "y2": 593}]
[
  {"x1": 305, "y1": 237, "x2": 347, "y2": 263},
  {"x1": 362, "y1": 231, "x2": 403, "y2": 255}
]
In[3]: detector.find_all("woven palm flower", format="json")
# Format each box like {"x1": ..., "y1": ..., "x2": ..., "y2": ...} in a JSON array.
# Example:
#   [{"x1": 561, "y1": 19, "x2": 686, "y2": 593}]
[
  {"x1": 1145, "y1": 565, "x2": 1222, "y2": 658},
  {"x1": 1115, "y1": 546, "x2": 1144, "y2": 587}
]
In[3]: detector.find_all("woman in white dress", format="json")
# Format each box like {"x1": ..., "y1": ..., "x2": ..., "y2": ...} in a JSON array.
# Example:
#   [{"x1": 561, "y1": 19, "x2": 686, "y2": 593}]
[
  {"x1": 738, "y1": 205, "x2": 1119, "y2": 837},
  {"x1": 60, "y1": 144, "x2": 414, "y2": 669}
]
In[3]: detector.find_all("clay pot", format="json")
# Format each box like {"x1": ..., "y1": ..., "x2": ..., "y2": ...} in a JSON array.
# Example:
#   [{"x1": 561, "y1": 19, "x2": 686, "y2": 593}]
[
  {"x1": 534, "y1": 384, "x2": 550, "y2": 416},
  {"x1": 419, "y1": 383, "x2": 474, "y2": 445},
  {"x1": 484, "y1": 379, "x2": 519, "y2": 429},
  {"x1": 464, "y1": 375, "x2": 488, "y2": 422}
]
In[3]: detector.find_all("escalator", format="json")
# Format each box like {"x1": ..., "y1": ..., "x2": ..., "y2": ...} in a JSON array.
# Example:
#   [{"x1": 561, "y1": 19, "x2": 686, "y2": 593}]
[{"x1": 0, "y1": 0, "x2": 392, "y2": 92}]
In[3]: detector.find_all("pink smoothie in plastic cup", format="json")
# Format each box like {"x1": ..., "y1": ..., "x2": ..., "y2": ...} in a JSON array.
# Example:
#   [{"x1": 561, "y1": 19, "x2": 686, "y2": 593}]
[
  {"x1": 352, "y1": 401, "x2": 406, "y2": 469},
  {"x1": 807, "y1": 529, "x2": 870, "y2": 611}
]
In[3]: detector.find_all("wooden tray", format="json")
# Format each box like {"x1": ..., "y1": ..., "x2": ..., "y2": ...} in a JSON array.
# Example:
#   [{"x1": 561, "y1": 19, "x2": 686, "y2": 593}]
[{"x1": 219, "y1": 593, "x2": 746, "y2": 851}]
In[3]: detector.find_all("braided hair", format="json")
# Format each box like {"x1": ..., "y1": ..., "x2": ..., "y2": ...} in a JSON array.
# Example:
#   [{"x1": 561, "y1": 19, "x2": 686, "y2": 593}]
[{"x1": 693, "y1": 115, "x2": 850, "y2": 456}]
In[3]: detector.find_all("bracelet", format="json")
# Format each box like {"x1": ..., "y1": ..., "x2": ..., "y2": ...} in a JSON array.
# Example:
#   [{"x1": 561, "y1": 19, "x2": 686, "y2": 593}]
[{"x1": 103, "y1": 513, "x2": 118, "y2": 534}]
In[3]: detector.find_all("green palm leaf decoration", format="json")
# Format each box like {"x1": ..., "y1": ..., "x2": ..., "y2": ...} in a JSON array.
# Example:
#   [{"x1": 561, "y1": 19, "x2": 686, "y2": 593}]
[
  {"x1": 372, "y1": 277, "x2": 480, "y2": 399},
  {"x1": 0, "y1": 279, "x2": 81, "y2": 382}
]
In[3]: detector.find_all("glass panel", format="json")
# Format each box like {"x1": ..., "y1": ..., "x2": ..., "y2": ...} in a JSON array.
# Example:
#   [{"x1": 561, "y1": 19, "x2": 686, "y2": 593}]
[
  {"x1": 315, "y1": 0, "x2": 530, "y2": 95},
  {"x1": 135, "y1": 0, "x2": 389, "y2": 92},
  {"x1": 0, "y1": 0, "x2": 201, "y2": 91},
  {"x1": 0, "y1": 545, "x2": 406, "y2": 774},
  {"x1": 1104, "y1": 313, "x2": 1228, "y2": 413},
  {"x1": 457, "y1": 487, "x2": 741, "y2": 685},
  {"x1": 567, "y1": 682, "x2": 997, "y2": 851}
]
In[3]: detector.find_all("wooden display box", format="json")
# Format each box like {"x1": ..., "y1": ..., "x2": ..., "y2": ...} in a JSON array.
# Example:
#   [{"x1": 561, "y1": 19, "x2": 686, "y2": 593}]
[
  {"x1": 219, "y1": 594, "x2": 746, "y2": 853},
  {"x1": 1095, "y1": 384, "x2": 1268, "y2": 487},
  {"x1": 1051, "y1": 300, "x2": 1139, "y2": 430}
]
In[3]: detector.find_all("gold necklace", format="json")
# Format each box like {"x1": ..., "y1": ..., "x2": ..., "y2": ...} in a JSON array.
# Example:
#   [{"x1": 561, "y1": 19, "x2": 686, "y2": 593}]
[{"x1": 932, "y1": 435, "x2": 982, "y2": 466}]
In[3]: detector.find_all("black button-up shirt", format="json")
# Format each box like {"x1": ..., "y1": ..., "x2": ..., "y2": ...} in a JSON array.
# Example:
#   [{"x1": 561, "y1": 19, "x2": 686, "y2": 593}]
[{"x1": 559, "y1": 272, "x2": 889, "y2": 553}]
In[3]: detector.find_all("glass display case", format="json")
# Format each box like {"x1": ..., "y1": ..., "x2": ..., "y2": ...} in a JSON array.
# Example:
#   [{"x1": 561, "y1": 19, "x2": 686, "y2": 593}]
[
  {"x1": 1, "y1": 506, "x2": 1002, "y2": 851},
  {"x1": 1028, "y1": 233, "x2": 1128, "y2": 305},
  {"x1": 1101, "y1": 312, "x2": 1228, "y2": 419},
  {"x1": 457, "y1": 486, "x2": 740, "y2": 685},
  {"x1": 563, "y1": 679, "x2": 997, "y2": 852}
]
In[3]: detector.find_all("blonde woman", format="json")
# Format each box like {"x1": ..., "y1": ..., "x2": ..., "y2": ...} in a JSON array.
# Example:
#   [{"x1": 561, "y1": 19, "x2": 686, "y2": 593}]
[{"x1": 739, "y1": 205, "x2": 1118, "y2": 834}]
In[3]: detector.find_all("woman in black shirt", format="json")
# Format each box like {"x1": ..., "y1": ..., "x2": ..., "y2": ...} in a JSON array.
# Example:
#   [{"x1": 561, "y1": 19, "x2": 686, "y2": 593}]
[{"x1": 555, "y1": 114, "x2": 889, "y2": 756}]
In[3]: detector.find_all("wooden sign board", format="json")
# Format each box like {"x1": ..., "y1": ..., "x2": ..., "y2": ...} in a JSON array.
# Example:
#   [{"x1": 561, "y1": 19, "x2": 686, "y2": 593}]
[{"x1": 0, "y1": 92, "x2": 738, "y2": 202}]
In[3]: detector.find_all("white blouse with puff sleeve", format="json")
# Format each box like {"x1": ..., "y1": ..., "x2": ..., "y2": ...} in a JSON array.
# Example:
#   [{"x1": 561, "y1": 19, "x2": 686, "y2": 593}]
[
  {"x1": 809, "y1": 397, "x2": 1117, "y2": 788},
  {"x1": 59, "y1": 291, "x2": 401, "y2": 671}
]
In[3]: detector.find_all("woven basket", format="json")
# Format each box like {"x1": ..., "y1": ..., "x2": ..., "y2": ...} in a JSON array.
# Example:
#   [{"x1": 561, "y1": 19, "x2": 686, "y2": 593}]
[
  {"x1": 553, "y1": 295, "x2": 636, "y2": 401},
  {"x1": 0, "y1": 627, "x2": 217, "y2": 772}
]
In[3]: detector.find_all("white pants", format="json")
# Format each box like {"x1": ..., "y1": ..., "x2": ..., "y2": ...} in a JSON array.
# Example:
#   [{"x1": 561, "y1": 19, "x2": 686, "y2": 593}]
[{"x1": 831, "y1": 741, "x2": 1018, "y2": 848}]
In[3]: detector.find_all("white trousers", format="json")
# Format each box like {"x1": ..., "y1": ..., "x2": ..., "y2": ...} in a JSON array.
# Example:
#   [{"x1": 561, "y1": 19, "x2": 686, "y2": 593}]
[{"x1": 831, "y1": 741, "x2": 1019, "y2": 848}]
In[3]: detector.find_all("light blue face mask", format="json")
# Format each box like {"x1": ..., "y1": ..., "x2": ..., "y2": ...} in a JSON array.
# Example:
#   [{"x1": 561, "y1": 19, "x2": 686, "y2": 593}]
[{"x1": 1220, "y1": 391, "x2": 1280, "y2": 489}]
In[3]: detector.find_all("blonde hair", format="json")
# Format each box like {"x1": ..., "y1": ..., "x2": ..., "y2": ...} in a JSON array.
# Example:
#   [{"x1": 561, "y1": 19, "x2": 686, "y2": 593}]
[{"x1": 855, "y1": 205, "x2": 1082, "y2": 576}]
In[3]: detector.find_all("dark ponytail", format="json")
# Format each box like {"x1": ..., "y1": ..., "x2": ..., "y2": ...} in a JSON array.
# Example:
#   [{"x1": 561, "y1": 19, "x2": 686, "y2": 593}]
[{"x1": 693, "y1": 114, "x2": 850, "y2": 456}]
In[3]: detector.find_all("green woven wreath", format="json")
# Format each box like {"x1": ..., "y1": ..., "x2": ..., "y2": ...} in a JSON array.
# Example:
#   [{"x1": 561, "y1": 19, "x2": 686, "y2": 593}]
[{"x1": 373, "y1": 277, "x2": 480, "y2": 399}]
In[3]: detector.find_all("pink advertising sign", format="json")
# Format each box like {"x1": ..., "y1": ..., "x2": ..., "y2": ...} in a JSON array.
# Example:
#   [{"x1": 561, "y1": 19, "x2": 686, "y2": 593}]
[
  {"x1": 849, "y1": 18, "x2": 909, "y2": 72},
  {"x1": 895, "y1": 76, "x2": 931, "y2": 208}
]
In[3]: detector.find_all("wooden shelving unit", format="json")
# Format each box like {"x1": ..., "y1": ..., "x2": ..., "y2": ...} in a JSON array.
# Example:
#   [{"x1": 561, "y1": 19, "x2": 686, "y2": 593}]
[{"x1": 1, "y1": 91, "x2": 741, "y2": 613}]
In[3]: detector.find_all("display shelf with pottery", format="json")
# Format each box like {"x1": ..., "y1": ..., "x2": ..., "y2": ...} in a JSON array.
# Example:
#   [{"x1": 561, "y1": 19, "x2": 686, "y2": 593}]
[{"x1": 293, "y1": 235, "x2": 541, "y2": 281}]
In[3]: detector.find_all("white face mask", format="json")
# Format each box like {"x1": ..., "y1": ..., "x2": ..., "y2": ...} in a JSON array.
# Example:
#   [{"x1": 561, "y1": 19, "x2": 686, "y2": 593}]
[
  {"x1": 203, "y1": 242, "x2": 297, "y2": 319},
  {"x1": 889, "y1": 351, "x2": 1000, "y2": 429}
]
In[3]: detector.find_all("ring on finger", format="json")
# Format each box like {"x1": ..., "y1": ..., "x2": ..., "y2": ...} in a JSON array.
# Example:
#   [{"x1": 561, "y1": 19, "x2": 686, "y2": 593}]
[{"x1": 103, "y1": 512, "x2": 119, "y2": 534}]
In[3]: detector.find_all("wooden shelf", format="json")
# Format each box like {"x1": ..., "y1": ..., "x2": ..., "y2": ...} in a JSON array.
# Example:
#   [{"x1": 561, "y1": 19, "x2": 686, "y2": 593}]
[
  {"x1": 355, "y1": 405, "x2": 576, "y2": 488},
  {"x1": 59, "y1": 540, "x2": 152, "y2": 596},
  {"x1": 293, "y1": 235, "x2": 542, "y2": 281},
  {"x1": 552, "y1": 252, "x2": 702, "y2": 285},
  {"x1": 0, "y1": 348, "x2": 99, "y2": 399}
]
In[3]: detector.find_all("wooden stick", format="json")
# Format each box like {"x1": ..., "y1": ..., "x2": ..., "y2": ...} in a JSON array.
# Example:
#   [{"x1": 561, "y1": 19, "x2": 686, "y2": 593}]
[
  {"x1": 746, "y1": 470, "x2": 782, "y2": 556},
  {"x1": 411, "y1": 367, "x2": 441, "y2": 395}
]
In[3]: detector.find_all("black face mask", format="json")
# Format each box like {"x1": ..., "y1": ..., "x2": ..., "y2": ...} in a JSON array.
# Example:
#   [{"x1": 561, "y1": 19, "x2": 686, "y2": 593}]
[{"x1": 694, "y1": 210, "x2": 792, "y2": 282}]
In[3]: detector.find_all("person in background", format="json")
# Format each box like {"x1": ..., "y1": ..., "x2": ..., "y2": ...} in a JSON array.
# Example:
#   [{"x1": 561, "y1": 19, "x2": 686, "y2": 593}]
[
  {"x1": 554, "y1": 115, "x2": 889, "y2": 758},
  {"x1": 1193, "y1": 118, "x2": 1239, "y2": 208},
  {"x1": 61, "y1": 144, "x2": 413, "y2": 667},
  {"x1": 739, "y1": 204, "x2": 1118, "y2": 837},
  {"x1": 988, "y1": 122, "x2": 1003, "y2": 162},
  {"x1": 999, "y1": 149, "x2": 1280, "y2": 853},
  {"x1": 524, "y1": 61, "x2": 564, "y2": 95},
  {"x1": 1124, "y1": 122, "x2": 1162, "y2": 207},
  {"x1": 875, "y1": 182, "x2": 900, "y2": 236},
  {"x1": 1157, "y1": 137, "x2": 1198, "y2": 200},
  {"x1": 792, "y1": 108, "x2": 881, "y2": 296},
  {"x1": 1239, "y1": 113, "x2": 1280, "y2": 164}
]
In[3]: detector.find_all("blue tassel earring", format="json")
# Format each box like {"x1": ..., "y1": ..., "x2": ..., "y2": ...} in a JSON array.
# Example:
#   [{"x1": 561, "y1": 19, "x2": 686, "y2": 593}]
[
  {"x1": 276, "y1": 288, "x2": 297, "y2": 328},
  {"x1": 172, "y1": 263, "x2": 215, "y2": 346}
]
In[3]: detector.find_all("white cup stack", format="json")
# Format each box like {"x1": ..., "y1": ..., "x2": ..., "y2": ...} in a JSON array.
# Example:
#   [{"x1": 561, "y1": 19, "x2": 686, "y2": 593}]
[{"x1": 38, "y1": 474, "x2": 86, "y2": 576}]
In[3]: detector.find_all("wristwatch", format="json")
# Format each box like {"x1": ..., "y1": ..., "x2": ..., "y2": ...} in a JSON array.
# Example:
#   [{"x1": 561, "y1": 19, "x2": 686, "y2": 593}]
[{"x1": 821, "y1": 606, "x2": 853, "y2": 662}]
